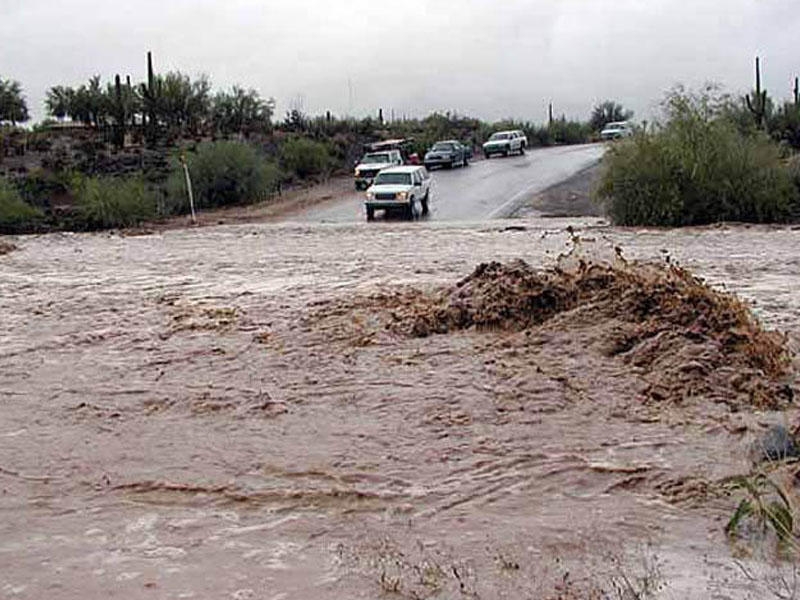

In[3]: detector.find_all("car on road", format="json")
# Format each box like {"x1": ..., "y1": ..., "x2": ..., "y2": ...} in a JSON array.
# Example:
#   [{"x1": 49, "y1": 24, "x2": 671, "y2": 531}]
[
  {"x1": 364, "y1": 165, "x2": 431, "y2": 221},
  {"x1": 511, "y1": 129, "x2": 528, "y2": 149},
  {"x1": 483, "y1": 130, "x2": 526, "y2": 158},
  {"x1": 423, "y1": 140, "x2": 472, "y2": 170},
  {"x1": 354, "y1": 149, "x2": 404, "y2": 190},
  {"x1": 600, "y1": 121, "x2": 634, "y2": 140}
]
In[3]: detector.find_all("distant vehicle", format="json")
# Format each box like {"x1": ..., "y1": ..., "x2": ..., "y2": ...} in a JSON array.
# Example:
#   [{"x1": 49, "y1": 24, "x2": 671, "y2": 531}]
[
  {"x1": 600, "y1": 121, "x2": 634, "y2": 140},
  {"x1": 354, "y1": 149, "x2": 403, "y2": 190},
  {"x1": 423, "y1": 140, "x2": 472, "y2": 170},
  {"x1": 483, "y1": 130, "x2": 526, "y2": 158},
  {"x1": 364, "y1": 165, "x2": 431, "y2": 221},
  {"x1": 511, "y1": 129, "x2": 528, "y2": 149},
  {"x1": 354, "y1": 138, "x2": 416, "y2": 189}
]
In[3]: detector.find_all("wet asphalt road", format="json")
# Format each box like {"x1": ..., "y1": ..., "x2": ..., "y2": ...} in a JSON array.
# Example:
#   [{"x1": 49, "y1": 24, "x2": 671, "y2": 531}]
[{"x1": 290, "y1": 143, "x2": 605, "y2": 223}]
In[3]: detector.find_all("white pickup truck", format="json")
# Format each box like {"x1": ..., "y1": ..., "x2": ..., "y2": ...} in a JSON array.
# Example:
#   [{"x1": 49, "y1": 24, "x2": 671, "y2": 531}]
[
  {"x1": 482, "y1": 130, "x2": 527, "y2": 158},
  {"x1": 354, "y1": 149, "x2": 403, "y2": 190},
  {"x1": 364, "y1": 166, "x2": 431, "y2": 221}
]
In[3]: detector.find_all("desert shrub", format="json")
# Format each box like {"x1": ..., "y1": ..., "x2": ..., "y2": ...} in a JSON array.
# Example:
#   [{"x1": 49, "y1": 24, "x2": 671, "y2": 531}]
[
  {"x1": 165, "y1": 141, "x2": 281, "y2": 213},
  {"x1": 0, "y1": 178, "x2": 43, "y2": 233},
  {"x1": 597, "y1": 88, "x2": 799, "y2": 226},
  {"x1": 279, "y1": 137, "x2": 332, "y2": 180},
  {"x1": 73, "y1": 175, "x2": 158, "y2": 229},
  {"x1": 788, "y1": 154, "x2": 800, "y2": 218},
  {"x1": 15, "y1": 168, "x2": 76, "y2": 210},
  {"x1": 771, "y1": 104, "x2": 800, "y2": 150},
  {"x1": 549, "y1": 118, "x2": 592, "y2": 145}
]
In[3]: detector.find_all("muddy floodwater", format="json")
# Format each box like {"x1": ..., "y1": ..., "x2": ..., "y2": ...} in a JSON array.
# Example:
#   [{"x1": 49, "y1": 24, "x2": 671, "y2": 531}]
[{"x1": 1, "y1": 219, "x2": 799, "y2": 599}]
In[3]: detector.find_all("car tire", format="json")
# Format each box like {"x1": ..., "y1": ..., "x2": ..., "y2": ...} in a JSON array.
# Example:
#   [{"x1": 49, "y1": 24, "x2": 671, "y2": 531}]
[
  {"x1": 366, "y1": 206, "x2": 375, "y2": 221},
  {"x1": 519, "y1": 146, "x2": 525, "y2": 155},
  {"x1": 464, "y1": 156, "x2": 469, "y2": 166},
  {"x1": 503, "y1": 150, "x2": 509, "y2": 157},
  {"x1": 421, "y1": 191, "x2": 429, "y2": 216},
  {"x1": 405, "y1": 201, "x2": 415, "y2": 221}
]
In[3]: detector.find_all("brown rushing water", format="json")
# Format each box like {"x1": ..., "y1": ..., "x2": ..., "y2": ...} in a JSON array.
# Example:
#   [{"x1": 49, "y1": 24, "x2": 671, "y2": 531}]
[{"x1": 1, "y1": 219, "x2": 799, "y2": 599}]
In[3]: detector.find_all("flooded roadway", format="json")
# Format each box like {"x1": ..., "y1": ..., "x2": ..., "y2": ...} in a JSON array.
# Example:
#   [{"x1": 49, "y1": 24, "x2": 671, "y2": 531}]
[
  {"x1": 291, "y1": 144, "x2": 605, "y2": 223},
  {"x1": 1, "y1": 219, "x2": 799, "y2": 598}
]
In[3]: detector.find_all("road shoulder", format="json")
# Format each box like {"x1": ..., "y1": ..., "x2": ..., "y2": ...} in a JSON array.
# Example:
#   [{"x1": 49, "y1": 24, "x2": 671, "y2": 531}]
[{"x1": 510, "y1": 161, "x2": 604, "y2": 218}]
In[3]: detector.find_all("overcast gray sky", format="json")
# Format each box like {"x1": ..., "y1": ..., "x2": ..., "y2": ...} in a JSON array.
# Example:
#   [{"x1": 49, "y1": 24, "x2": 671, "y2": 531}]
[{"x1": 2, "y1": 0, "x2": 798, "y2": 124}]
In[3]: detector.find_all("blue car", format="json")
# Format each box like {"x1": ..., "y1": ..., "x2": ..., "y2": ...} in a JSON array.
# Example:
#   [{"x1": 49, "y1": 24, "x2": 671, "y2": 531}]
[{"x1": 423, "y1": 140, "x2": 472, "y2": 170}]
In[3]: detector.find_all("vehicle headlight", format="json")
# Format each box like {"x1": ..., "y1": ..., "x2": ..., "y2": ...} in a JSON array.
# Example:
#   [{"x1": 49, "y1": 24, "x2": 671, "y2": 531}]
[
  {"x1": 366, "y1": 191, "x2": 374, "y2": 199},
  {"x1": 355, "y1": 169, "x2": 361, "y2": 177},
  {"x1": 397, "y1": 191, "x2": 409, "y2": 201}
]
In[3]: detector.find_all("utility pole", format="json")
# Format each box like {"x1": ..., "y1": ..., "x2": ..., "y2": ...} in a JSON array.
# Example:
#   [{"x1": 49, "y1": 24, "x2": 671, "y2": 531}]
[{"x1": 347, "y1": 78, "x2": 354, "y2": 116}]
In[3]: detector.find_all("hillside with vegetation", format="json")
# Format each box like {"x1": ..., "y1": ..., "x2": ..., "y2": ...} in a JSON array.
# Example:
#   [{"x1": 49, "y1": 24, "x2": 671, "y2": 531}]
[{"x1": 0, "y1": 53, "x2": 606, "y2": 234}]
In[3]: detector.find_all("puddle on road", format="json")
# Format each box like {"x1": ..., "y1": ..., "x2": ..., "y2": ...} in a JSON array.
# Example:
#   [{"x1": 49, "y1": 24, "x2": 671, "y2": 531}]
[{"x1": 0, "y1": 221, "x2": 798, "y2": 598}]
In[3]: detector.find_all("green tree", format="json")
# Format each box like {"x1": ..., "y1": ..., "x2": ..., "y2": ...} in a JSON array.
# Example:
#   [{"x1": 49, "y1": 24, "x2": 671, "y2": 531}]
[
  {"x1": 0, "y1": 78, "x2": 30, "y2": 125},
  {"x1": 156, "y1": 72, "x2": 211, "y2": 135},
  {"x1": 212, "y1": 86, "x2": 274, "y2": 137},
  {"x1": 45, "y1": 86, "x2": 72, "y2": 121},
  {"x1": 589, "y1": 100, "x2": 633, "y2": 131},
  {"x1": 59, "y1": 76, "x2": 109, "y2": 127}
]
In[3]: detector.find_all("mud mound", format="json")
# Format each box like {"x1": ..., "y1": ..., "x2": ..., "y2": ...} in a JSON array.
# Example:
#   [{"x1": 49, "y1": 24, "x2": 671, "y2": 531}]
[
  {"x1": 396, "y1": 259, "x2": 793, "y2": 407},
  {"x1": 0, "y1": 241, "x2": 17, "y2": 255}
]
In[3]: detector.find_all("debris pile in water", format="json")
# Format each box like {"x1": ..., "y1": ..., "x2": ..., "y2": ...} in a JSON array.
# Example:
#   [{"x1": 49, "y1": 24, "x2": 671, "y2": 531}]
[
  {"x1": 0, "y1": 241, "x2": 17, "y2": 255},
  {"x1": 397, "y1": 259, "x2": 792, "y2": 407}
]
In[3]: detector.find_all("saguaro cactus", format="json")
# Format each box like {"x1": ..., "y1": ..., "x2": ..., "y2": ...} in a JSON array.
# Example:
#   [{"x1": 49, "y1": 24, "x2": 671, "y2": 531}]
[
  {"x1": 140, "y1": 51, "x2": 159, "y2": 146},
  {"x1": 113, "y1": 74, "x2": 126, "y2": 148},
  {"x1": 745, "y1": 56, "x2": 768, "y2": 128}
]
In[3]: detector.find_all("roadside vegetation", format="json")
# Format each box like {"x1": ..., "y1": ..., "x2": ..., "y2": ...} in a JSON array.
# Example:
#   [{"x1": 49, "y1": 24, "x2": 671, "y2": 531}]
[
  {"x1": 598, "y1": 87, "x2": 799, "y2": 226},
  {"x1": 0, "y1": 177, "x2": 43, "y2": 233},
  {"x1": 597, "y1": 63, "x2": 800, "y2": 227},
  {"x1": 165, "y1": 141, "x2": 281, "y2": 213},
  {"x1": 1, "y1": 53, "x2": 619, "y2": 233},
  {"x1": 72, "y1": 175, "x2": 158, "y2": 229}
]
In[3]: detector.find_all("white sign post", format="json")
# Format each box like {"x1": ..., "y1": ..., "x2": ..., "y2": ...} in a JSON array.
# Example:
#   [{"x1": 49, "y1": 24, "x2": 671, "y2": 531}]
[{"x1": 180, "y1": 152, "x2": 197, "y2": 224}]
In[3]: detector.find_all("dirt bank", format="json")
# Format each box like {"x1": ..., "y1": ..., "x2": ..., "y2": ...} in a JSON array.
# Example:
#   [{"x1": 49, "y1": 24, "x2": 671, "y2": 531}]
[
  {"x1": 142, "y1": 175, "x2": 354, "y2": 232},
  {"x1": 1, "y1": 220, "x2": 799, "y2": 598},
  {"x1": 512, "y1": 161, "x2": 604, "y2": 218}
]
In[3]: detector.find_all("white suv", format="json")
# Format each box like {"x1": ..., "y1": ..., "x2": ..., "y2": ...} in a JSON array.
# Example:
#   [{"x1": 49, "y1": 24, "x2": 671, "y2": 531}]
[
  {"x1": 600, "y1": 121, "x2": 634, "y2": 140},
  {"x1": 483, "y1": 130, "x2": 526, "y2": 158},
  {"x1": 365, "y1": 166, "x2": 431, "y2": 221},
  {"x1": 354, "y1": 149, "x2": 403, "y2": 190}
]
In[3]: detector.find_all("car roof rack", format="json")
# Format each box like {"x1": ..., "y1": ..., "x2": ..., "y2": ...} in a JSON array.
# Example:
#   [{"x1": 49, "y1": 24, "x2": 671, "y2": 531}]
[{"x1": 364, "y1": 138, "x2": 415, "y2": 152}]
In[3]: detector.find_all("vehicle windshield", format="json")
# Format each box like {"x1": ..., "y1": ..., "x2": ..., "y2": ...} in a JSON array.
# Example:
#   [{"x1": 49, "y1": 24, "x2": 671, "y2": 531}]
[
  {"x1": 361, "y1": 153, "x2": 392, "y2": 164},
  {"x1": 489, "y1": 133, "x2": 510, "y2": 141},
  {"x1": 374, "y1": 172, "x2": 412, "y2": 186},
  {"x1": 432, "y1": 142, "x2": 455, "y2": 151}
]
